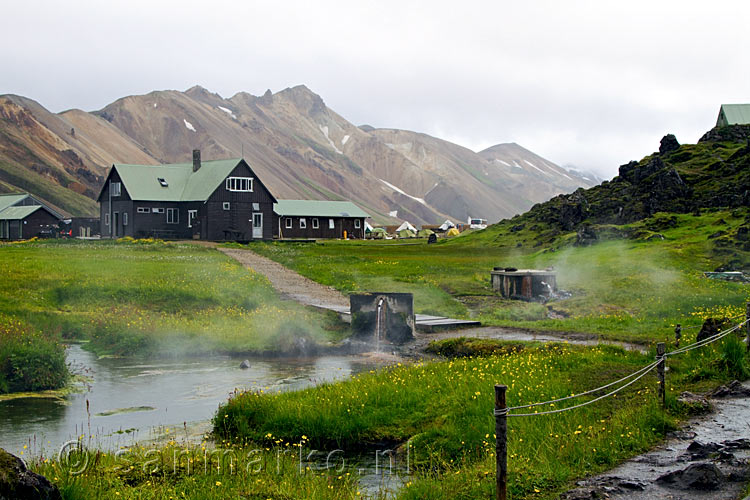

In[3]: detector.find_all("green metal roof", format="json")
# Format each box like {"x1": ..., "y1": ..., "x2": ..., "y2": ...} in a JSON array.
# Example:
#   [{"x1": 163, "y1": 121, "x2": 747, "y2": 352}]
[
  {"x1": 274, "y1": 200, "x2": 369, "y2": 218},
  {"x1": 0, "y1": 193, "x2": 29, "y2": 213},
  {"x1": 718, "y1": 104, "x2": 750, "y2": 126},
  {"x1": 112, "y1": 159, "x2": 245, "y2": 202},
  {"x1": 0, "y1": 205, "x2": 42, "y2": 220}
]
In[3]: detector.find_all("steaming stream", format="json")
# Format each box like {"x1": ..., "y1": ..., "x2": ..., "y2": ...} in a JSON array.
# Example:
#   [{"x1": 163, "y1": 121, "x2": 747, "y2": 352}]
[{"x1": 0, "y1": 344, "x2": 406, "y2": 494}]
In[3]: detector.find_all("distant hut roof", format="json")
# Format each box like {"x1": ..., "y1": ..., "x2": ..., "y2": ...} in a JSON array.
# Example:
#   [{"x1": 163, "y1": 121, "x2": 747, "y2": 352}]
[{"x1": 717, "y1": 104, "x2": 750, "y2": 127}]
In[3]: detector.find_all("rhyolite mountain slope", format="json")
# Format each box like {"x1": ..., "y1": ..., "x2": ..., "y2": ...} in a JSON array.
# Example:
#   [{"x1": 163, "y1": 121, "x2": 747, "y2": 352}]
[{"x1": 0, "y1": 85, "x2": 596, "y2": 221}]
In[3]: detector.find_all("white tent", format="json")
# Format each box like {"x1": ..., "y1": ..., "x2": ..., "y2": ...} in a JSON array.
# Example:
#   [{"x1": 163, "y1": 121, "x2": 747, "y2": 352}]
[
  {"x1": 364, "y1": 220, "x2": 374, "y2": 232},
  {"x1": 396, "y1": 221, "x2": 417, "y2": 232},
  {"x1": 438, "y1": 219, "x2": 455, "y2": 231}
]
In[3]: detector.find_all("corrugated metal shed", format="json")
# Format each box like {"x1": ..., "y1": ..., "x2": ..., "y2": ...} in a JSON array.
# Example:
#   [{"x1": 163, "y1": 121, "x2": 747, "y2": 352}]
[
  {"x1": 717, "y1": 104, "x2": 750, "y2": 127},
  {"x1": 274, "y1": 200, "x2": 369, "y2": 218},
  {"x1": 105, "y1": 159, "x2": 246, "y2": 202},
  {"x1": 0, "y1": 205, "x2": 43, "y2": 220}
]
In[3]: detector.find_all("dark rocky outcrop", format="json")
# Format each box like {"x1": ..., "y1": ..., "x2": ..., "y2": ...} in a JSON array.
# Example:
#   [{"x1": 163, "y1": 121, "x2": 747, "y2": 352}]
[
  {"x1": 0, "y1": 448, "x2": 61, "y2": 500},
  {"x1": 710, "y1": 380, "x2": 750, "y2": 398},
  {"x1": 656, "y1": 463, "x2": 724, "y2": 490},
  {"x1": 699, "y1": 124, "x2": 750, "y2": 143},
  {"x1": 575, "y1": 225, "x2": 598, "y2": 246},
  {"x1": 659, "y1": 134, "x2": 680, "y2": 155}
]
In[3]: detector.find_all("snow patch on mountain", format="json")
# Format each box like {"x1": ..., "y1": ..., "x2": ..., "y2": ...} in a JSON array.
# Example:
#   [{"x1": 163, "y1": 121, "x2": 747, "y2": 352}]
[
  {"x1": 341, "y1": 134, "x2": 350, "y2": 145},
  {"x1": 319, "y1": 124, "x2": 343, "y2": 154},
  {"x1": 183, "y1": 119, "x2": 196, "y2": 132},
  {"x1": 379, "y1": 178, "x2": 427, "y2": 206},
  {"x1": 523, "y1": 159, "x2": 552, "y2": 177},
  {"x1": 217, "y1": 106, "x2": 237, "y2": 119}
]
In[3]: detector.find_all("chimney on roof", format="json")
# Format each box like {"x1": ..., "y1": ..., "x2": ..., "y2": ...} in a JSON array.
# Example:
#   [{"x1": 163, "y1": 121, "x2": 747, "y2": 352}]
[{"x1": 192, "y1": 150, "x2": 201, "y2": 172}]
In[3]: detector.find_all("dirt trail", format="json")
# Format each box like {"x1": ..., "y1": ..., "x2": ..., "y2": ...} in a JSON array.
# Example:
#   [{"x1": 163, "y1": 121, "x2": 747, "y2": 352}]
[
  {"x1": 562, "y1": 381, "x2": 750, "y2": 500},
  {"x1": 219, "y1": 247, "x2": 349, "y2": 309}
]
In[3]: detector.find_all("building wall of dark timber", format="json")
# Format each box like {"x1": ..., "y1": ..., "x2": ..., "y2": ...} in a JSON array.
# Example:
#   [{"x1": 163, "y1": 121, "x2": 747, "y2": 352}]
[
  {"x1": 275, "y1": 216, "x2": 366, "y2": 239},
  {"x1": 69, "y1": 217, "x2": 101, "y2": 237},
  {"x1": 201, "y1": 162, "x2": 276, "y2": 241},
  {"x1": 22, "y1": 209, "x2": 61, "y2": 239},
  {"x1": 0, "y1": 209, "x2": 60, "y2": 240}
]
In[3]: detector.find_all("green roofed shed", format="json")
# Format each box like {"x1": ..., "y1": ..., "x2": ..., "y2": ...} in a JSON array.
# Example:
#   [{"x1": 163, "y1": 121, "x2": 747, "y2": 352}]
[
  {"x1": 717, "y1": 104, "x2": 750, "y2": 127},
  {"x1": 274, "y1": 200, "x2": 369, "y2": 240}
]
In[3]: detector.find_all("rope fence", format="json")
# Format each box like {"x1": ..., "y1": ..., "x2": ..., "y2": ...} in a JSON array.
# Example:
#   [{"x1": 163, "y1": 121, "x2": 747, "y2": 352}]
[{"x1": 493, "y1": 304, "x2": 750, "y2": 500}]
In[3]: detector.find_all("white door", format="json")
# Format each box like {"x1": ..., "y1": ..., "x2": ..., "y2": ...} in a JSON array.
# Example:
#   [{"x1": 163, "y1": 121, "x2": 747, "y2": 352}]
[{"x1": 252, "y1": 212, "x2": 262, "y2": 239}]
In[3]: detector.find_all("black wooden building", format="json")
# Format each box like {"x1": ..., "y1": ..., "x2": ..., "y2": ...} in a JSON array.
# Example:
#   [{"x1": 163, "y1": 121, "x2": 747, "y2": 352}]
[
  {"x1": 0, "y1": 193, "x2": 64, "y2": 240},
  {"x1": 274, "y1": 200, "x2": 368, "y2": 239},
  {"x1": 97, "y1": 151, "x2": 277, "y2": 240}
]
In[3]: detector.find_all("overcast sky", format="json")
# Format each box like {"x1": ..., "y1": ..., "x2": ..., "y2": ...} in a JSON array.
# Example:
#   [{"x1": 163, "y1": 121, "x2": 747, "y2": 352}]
[{"x1": 3, "y1": 1, "x2": 749, "y2": 177}]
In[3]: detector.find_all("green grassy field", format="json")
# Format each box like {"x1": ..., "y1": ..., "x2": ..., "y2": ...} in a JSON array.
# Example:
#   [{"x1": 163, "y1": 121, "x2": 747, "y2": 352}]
[
  {"x1": 213, "y1": 335, "x2": 747, "y2": 499},
  {"x1": 28, "y1": 442, "x2": 363, "y2": 500},
  {"x1": 0, "y1": 238, "x2": 339, "y2": 393},
  {"x1": 248, "y1": 209, "x2": 750, "y2": 343}
]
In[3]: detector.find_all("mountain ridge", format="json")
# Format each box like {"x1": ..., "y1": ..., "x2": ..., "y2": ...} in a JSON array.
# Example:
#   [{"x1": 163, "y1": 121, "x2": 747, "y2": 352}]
[{"x1": 0, "y1": 85, "x2": 597, "y2": 221}]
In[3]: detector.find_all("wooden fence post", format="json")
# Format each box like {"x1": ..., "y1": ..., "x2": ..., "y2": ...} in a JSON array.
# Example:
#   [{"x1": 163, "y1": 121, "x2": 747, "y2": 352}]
[
  {"x1": 745, "y1": 302, "x2": 749, "y2": 353},
  {"x1": 657, "y1": 342, "x2": 666, "y2": 409},
  {"x1": 495, "y1": 384, "x2": 507, "y2": 500}
]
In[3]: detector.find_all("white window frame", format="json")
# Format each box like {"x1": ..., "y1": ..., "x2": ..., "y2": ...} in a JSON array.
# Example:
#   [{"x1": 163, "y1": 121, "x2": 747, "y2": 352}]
[
  {"x1": 354, "y1": 219, "x2": 361, "y2": 229},
  {"x1": 299, "y1": 218, "x2": 306, "y2": 229},
  {"x1": 137, "y1": 207, "x2": 149, "y2": 213},
  {"x1": 225, "y1": 177, "x2": 254, "y2": 192},
  {"x1": 329, "y1": 218, "x2": 335, "y2": 229},
  {"x1": 104, "y1": 213, "x2": 110, "y2": 225},
  {"x1": 188, "y1": 209, "x2": 197, "y2": 228},
  {"x1": 285, "y1": 217, "x2": 293, "y2": 229},
  {"x1": 111, "y1": 181, "x2": 121, "y2": 196},
  {"x1": 223, "y1": 202, "x2": 230, "y2": 210},
  {"x1": 122, "y1": 212, "x2": 128, "y2": 226},
  {"x1": 152, "y1": 207, "x2": 165, "y2": 214},
  {"x1": 167, "y1": 208, "x2": 179, "y2": 224},
  {"x1": 312, "y1": 218, "x2": 319, "y2": 229}
]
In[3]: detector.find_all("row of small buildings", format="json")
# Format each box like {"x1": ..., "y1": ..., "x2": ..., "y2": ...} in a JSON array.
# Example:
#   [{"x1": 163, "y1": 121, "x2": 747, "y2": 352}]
[
  {"x1": 1, "y1": 151, "x2": 369, "y2": 241},
  {"x1": 98, "y1": 152, "x2": 369, "y2": 241}
]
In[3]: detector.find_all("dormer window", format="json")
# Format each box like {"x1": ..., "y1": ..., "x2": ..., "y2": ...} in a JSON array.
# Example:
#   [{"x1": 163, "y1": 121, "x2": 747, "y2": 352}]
[
  {"x1": 226, "y1": 177, "x2": 253, "y2": 192},
  {"x1": 158, "y1": 178, "x2": 168, "y2": 187}
]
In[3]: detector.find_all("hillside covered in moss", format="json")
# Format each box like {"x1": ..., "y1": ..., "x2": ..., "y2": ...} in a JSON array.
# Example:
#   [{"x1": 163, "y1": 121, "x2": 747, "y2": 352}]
[{"x1": 467, "y1": 125, "x2": 750, "y2": 270}]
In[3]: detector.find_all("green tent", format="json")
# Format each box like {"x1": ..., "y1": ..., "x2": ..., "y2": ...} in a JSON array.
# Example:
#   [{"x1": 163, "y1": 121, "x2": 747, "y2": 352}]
[
  {"x1": 370, "y1": 227, "x2": 387, "y2": 239},
  {"x1": 398, "y1": 229, "x2": 416, "y2": 238},
  {"x1": 418, "y1": 228, "x2": 434, "y2": 238}
]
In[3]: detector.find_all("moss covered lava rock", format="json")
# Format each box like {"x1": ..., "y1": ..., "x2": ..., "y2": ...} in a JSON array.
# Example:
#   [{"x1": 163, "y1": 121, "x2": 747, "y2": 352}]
[{"x1": 0, "y1": 448, "x2": 61, "y2": 500}]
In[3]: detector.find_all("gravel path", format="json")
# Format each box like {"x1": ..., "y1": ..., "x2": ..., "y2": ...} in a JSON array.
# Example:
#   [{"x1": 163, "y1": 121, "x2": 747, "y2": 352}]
[{"x1": 219, "y1": 247, "x2": 349, "y2": 309}]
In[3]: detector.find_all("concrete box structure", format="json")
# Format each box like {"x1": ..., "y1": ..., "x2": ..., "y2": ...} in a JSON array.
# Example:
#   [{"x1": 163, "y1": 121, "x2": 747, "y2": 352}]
[
  {"x1": 350, "y1": 292, "x2": 415, "y2": 345},
  {"x1": 491, "y1": 269, "x2": 557, "y2": 301}
]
